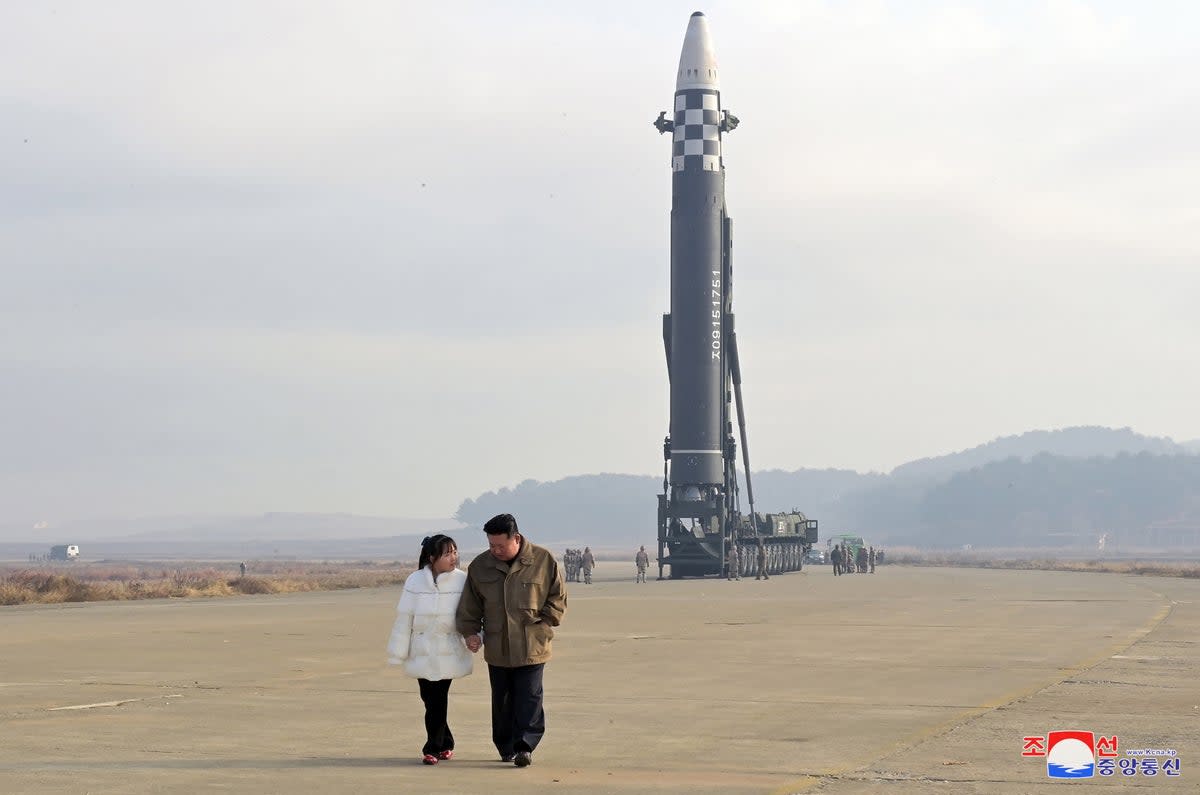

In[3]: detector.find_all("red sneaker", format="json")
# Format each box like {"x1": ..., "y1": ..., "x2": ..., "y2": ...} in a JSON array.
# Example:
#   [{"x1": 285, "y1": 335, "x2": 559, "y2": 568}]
[
  {"x1": 422, "y1": 754, "x2": 438, "y2": 765},
  {"x1": 437, "y1": 750, "x2": 454, "y2": 761}
]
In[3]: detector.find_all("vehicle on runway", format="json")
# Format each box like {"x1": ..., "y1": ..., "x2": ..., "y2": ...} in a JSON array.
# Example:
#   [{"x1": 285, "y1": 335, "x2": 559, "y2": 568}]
[
  {"x1": 826, "y1": 534, "x2": 865, "y2": 560},
  {"x1": 49, "y1": 544, "x2": 79, "y2": 561}
]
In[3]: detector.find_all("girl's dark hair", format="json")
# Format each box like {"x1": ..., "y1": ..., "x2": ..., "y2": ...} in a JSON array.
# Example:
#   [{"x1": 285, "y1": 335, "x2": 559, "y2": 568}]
[{"x1": 418, "y1": 534, "x2": 457, "y2": 569}]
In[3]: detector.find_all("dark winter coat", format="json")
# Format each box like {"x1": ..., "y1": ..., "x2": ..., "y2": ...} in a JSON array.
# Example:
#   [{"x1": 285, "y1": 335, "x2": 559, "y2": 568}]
[{"x1": 456, "y1": 539, "x2": 567, "y2": 667}]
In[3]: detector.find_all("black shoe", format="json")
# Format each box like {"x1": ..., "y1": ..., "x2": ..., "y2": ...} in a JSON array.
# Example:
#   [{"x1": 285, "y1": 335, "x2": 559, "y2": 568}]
[
  {"x1": 499, "y1": 753, "x2": 516, "y2": 763},
  {"x1": 513, "y1": 751, "x2": 532, "y2": 767}
]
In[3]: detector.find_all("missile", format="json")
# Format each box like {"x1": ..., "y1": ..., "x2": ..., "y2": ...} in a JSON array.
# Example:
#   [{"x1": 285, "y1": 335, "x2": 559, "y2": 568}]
[
  {"x1": 654, "y1": 12, "x2": 755, "y2": 578},
  {"x1": 653, "y1": 15, "x2": 816, "y2": 580},
  {"x1": 655, "y1": 12, "x2": 739, "y2": 493}
]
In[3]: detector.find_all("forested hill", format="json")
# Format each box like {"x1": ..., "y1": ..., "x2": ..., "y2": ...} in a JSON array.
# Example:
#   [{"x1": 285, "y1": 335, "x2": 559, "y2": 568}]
[
  {"x1": 455, "y1": 474, "x2": 664, "y2": 548},
  {"x1": 455, "y1": 427, "x2": 1200, "y2": 550},
  {"x1": 915, "y1": 452, "x2": 1200, "y2": 547},
  {"x1": 890, "y1": 426, "x2": 1192, "y2": 484}
]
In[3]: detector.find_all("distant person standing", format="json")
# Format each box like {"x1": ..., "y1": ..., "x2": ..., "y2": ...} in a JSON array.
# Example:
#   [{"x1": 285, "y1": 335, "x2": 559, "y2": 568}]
[
  {"x1": 387, "y1": 534, "x2": 473, "y2": 765},
  {"x1": 831, "y1": 545, "x2": 842, "y2": 576},
  {"x1": 755, "y1": 540, "x2": 769, "y2": 581},
  {"x1": 581, "y1": 547, "x2": 595, "y2": 585},
  {"x1": 457, "y1": 514, "x2": 567, "y2": 768},
  {"x1": 635, "y1": 546, "x2": 650, "y2": 583},
  {"x1": 239, "y1": 561, "x2": 246, "y2": 578},
  {"x1": 726, "y1": 543, "x2": 740, "y2": 580},
  {"x1": 868, "y1": 546, "x2": 876, "y2": 574}
]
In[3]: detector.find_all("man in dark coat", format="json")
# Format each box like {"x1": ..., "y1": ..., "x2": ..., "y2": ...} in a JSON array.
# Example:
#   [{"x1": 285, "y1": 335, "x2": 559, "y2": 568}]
[{"x1": 457, "y1": 514, "x2": 567, "y2": 767}]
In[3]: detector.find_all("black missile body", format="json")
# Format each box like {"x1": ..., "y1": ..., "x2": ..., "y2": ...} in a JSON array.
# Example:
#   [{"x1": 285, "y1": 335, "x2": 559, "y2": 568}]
[
  {"x1": 665, "y1": 12, "x2": 736, "y2": 489},
  {"x1": 654, "y1": 13, "x2": 814, "y2": 580}
]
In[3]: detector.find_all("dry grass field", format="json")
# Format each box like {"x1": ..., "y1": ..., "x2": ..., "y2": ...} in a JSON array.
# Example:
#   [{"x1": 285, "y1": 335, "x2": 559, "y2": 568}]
[
  {"x1": 4, "y1": 547, "x2": 1197, "y2": 607},
  {"x1": 885, "y1": 547, "x2": 1200, "y2": 578},
  {"x1": 0, "y1": 559, "x2": 416, "y2": 606}
]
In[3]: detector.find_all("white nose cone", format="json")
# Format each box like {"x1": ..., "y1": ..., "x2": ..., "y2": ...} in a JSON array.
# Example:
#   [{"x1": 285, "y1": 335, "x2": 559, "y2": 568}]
[{"x1": 676, "y1": 12, "x2": 719, "y2": 91}]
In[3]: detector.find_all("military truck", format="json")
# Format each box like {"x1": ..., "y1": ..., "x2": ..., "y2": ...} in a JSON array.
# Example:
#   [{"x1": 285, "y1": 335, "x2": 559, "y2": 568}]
[
  {"x1": 49, "y1": 544, "x2": 80, "y2": 561},
  {"x1": 826, "y1": 534, "x2": 868, "y2": 571},
  {"x1": 826, "y1": 534, "x2": 864, "y2": 556},
  {"x1": 660, "y1": 508, "x2": 817, "y2": 579}
]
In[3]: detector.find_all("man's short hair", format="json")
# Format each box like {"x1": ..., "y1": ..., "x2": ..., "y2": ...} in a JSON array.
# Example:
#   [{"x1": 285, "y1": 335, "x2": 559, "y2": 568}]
[{"x1": 484, "y1": 513, "x2": 519, "y2": 538}]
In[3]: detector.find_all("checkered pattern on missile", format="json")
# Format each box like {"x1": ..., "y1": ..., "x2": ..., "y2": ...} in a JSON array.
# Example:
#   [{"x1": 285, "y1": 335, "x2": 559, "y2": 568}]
[{"x1": 672, "y1": 89, "x2": 722, "y2": 172}]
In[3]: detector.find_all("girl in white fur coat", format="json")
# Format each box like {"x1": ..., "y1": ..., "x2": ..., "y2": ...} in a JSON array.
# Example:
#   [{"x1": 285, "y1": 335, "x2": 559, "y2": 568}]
[{"x1": 387, "y1": 534, "x2": 473, "y2": 764}]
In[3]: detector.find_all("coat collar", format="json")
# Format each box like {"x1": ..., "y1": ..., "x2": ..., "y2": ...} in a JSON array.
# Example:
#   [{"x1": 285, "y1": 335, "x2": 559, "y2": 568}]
[
  {"x1": 484, "y1": 537, "x2": 534, "y2": 573},
  {"x1": 423, "y1": 565, "x2": 464, "y2": 590}
]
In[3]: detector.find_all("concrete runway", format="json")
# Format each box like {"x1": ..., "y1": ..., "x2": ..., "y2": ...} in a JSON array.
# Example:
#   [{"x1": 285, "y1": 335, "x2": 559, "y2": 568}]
[{"x1": 1, "y1": 565, "x2": 1196, "y2": 794}]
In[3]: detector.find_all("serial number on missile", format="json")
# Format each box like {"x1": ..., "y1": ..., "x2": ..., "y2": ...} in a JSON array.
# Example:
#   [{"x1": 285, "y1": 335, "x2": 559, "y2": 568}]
[{"x1": 712, "y1": 271, "x2": 721, "y2": 359}]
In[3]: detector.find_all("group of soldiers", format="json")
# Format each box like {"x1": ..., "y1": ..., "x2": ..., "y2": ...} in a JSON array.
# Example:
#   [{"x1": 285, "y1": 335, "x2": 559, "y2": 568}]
[
  {"x1": 723, "y1": 540, "x2": 771, "y2": 581},
  {"x1": 831, "y1": 543, "x2": 878, "y2": 575},
  {"x1": 563, "y1": 546, "x2": 660, "y2": 584},
  {"x1": 563, "y1": 546, "x2": 595, "y2": 584}
]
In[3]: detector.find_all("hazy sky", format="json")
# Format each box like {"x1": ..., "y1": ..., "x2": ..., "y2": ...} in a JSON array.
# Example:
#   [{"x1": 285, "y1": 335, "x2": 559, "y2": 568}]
[{"x1": 3, "y1": 1, "x2": 1198, "y2": 527}]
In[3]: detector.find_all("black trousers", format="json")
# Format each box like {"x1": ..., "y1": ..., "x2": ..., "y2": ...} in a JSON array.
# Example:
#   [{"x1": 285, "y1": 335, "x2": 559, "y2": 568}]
[
  {"x1": 488, "y1": 663, "x2": 545, "y2": 755},
  {"x1": 417, "y1": 678, "x2": 455, "y2": 756}
]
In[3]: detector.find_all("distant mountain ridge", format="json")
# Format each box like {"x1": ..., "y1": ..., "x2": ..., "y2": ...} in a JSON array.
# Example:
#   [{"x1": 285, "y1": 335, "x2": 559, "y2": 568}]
[
  {"x1": 1, "y1": 513, "x2": 461, "y2": 543},
  {"x1": 889, "y1": 426, "x2": 1190, "y2": 483},
  {"x1": 5, "y1": 427, "x2": 1195, "y2": 554},
  {"x1": 120, "y1": 513, "x2": 463, "y2": 542},
  {"x1": 455, "y1": 426, "x2": 1200, "y2": 549}
]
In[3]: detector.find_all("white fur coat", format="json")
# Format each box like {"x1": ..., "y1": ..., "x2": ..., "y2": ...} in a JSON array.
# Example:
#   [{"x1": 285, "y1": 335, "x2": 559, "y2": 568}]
[{"x1": 387, "y1": 566, "x2": 473, "y2": 681}]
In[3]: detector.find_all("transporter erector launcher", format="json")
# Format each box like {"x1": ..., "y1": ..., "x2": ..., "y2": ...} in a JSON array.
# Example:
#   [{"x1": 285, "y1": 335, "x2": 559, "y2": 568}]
[{"x1": 653, "y1": 13, "x2": 816, "y2": 579}]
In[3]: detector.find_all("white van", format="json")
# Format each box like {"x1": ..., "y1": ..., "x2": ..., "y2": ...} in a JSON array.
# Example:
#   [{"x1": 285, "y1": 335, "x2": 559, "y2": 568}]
[{"x1": 49, "y1": 544, "x2": 80, "y2": 561}]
